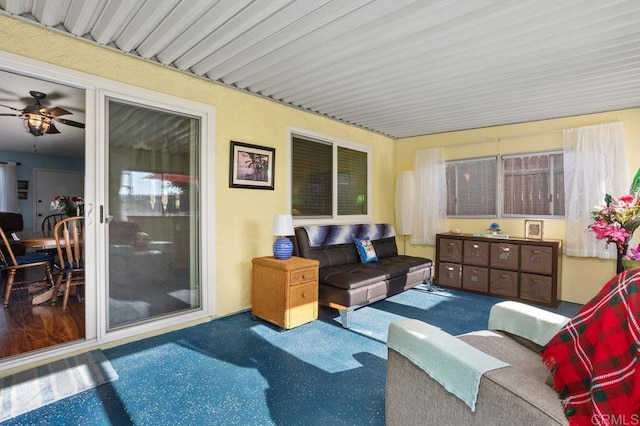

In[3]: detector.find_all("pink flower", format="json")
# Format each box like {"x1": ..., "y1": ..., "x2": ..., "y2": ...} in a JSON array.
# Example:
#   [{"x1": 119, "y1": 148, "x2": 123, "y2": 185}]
[{"x1": 603, "y1": 226, "x2": 631, "y2": 244}]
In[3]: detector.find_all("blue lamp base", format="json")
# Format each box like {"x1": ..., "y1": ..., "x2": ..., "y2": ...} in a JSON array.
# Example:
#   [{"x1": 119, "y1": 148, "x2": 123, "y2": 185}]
[{"x1": 273, "y1": 237, "x2": 293, "y2": 260}]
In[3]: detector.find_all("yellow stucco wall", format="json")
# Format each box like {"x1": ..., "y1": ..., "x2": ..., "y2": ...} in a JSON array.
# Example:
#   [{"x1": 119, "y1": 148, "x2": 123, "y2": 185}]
[
  {"x1": 395, "y1": 109, "x2": 640, "y2": 304},
  {"x1": 0, "y1": 15, "x2": 396, "y2": 317}
]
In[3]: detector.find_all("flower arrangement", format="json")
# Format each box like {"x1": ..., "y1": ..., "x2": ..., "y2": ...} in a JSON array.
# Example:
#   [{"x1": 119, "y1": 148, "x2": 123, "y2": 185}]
[
  {"x1": 589, "y1": 169, "x2": 640, "y2": 254},
  {"x1": 50, "y1": 195, "x2": 84, "y2": 217}
]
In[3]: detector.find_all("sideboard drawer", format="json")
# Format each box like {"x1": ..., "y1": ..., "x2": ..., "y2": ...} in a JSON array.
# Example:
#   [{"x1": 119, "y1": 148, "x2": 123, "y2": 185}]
[
  {"x1": 462, "y1": 266, "x2": 488, "y2": 292},
  {"x1": 463, "y1": 241, "x2": 489, "y2": 266},
  {"x1": 438, "y1": 262, "x2": 462, "y2": 288},
  {"x1": 521, "y1": 245, "x2": 553, "y2": 275},
  {"x1": 490, "y1": 242, "x2": 519, "y2": 270},
  {"x1": 520, "y1": 273, "x2": 553, "y2": 304},
  {"x1": 489, "y1": 269, "x2": 518, "y2": 297},
  {"x1": 439, "y1": 238, "x2": 463, "y2": 263}
]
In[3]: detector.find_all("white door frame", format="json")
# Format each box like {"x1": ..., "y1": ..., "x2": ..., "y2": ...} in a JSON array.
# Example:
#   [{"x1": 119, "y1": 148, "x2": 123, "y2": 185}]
[{"x1": 0, "y1": 50, "x2": 216, "y2": 372}]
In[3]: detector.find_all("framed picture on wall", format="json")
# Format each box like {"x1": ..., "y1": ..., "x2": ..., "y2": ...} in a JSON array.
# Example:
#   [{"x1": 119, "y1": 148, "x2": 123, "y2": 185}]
[
  {"x1": 17, "y1": 180, "x2": 28, "y2": 190},
  {"x1": 18, "y1": 191, "x2": 28, "y2": 200},
  {"x1": 525, "y1": 220, "x2": 543, "y2": 240},
  {"x1": 229, "y1": 141, "x2": 275, "y2": 190}
]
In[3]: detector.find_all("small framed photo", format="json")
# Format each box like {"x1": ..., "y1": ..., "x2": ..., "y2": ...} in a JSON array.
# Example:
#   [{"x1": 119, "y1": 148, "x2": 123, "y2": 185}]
[
  {"x1": 229, "y1": 141, "x2": 275, "y2": 190},
  {"x1": 18, "y1": 191, "x2": 28, "y2": 200},
  {"x1": 17, "y1": 180, "x2": 29, "y2": 190},
  {"x1": 525, "y1": 220, "x2": 543, "y2": 240}
]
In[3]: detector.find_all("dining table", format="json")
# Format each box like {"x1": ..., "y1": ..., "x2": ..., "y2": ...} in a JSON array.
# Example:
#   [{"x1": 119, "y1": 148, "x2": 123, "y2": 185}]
[
  {"x1": 15, "y1": 231, "x2": 62, "y2": 304},
  {"x1": 16, "y1": 231, "x2": 59, "y2": 250}
]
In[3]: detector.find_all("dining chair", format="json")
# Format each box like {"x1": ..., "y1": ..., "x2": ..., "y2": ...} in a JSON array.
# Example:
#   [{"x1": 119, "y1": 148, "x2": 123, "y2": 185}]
[
  {"x1": 1, "y1": 226, "x2": 55, "y2": 307},
  {"x1": 41, "y1": 213, "x2": 66, "y2": 234},
  {"x1": 51, "y1": 216, "x2": 84, "y2": 311}
]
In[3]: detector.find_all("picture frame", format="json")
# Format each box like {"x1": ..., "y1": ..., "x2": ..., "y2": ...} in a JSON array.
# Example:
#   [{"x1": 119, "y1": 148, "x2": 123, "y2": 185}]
[
  {"x1": 18, "y1": 191, "x2": 28, "y2": 200},
  {"x1": 17, "y1": 180, "x2": 28, "y2": 190},
  {"x1": 525, "y1": 220, "x2": 543, "y2": 240},
  {"x1": 229, "y1": 141, "x2": 275, "y2": 190}
]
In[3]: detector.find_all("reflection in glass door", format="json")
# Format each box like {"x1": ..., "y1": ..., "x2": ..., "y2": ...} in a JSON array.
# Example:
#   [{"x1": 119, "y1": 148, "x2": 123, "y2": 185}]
[{"x1": 106, "y1": 99, "x2": 200, "y2": 329}]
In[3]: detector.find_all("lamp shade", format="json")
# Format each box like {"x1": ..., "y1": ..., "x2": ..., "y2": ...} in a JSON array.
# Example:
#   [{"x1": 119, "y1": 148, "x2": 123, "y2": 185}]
[
  {"x1": 395, "y1": 171, "x2": 415, "y2": 235},
  {"x1": 272, "y1": 214, "x2": 294, "y2": 236}
]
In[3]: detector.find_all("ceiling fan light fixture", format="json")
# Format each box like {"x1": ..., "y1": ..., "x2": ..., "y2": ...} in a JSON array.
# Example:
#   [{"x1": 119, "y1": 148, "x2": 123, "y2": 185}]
[{"x1": 22, "y1": 113, "x2": 51, "y2": 136}]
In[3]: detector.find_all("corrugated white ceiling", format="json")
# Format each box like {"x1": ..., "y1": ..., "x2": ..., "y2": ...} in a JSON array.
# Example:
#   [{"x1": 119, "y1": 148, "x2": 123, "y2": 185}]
[{"x1": 2, "y1": 0, "x2": 640, "y2": 139}]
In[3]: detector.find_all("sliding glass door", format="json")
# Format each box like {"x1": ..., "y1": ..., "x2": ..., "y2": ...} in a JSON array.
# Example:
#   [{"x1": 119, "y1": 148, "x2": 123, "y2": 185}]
[{"x1": 106, "y1": 99, "x2": 200, "y2": 329}]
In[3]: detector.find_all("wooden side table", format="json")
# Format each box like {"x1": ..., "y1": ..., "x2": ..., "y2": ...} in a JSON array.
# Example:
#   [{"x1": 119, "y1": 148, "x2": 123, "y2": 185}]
[{"x1": 252, "y1": 256, "x2": 319, "y2": 330}]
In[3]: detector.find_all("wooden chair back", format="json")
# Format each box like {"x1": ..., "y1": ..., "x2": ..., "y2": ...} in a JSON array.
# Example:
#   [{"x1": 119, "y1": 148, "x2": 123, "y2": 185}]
[
  {"x1": 42, "y1": 213, "x2": 66, "y2": 234},
  {"x1": 53, "y1": 216, "x2": 84, "y2": 271},
  {"x1": 0, "y1": 225, "x2": 18, "y2": 266},
  {"x1": 52, "y1": 216, "x2": 84, "y2": 311}
]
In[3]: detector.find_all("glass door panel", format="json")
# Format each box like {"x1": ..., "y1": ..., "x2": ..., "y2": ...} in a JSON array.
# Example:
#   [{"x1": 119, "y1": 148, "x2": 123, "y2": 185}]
[{"x1": 107, "y1": 99, "x2": 200, "y2": 329}]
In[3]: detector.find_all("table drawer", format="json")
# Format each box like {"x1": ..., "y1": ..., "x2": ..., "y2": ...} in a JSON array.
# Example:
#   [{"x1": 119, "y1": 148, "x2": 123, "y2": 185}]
[
  {"x1": 290, "y1": 267, "x2": 318, "y2": 285},
  {"x1": 287, "y1": 281, "x2": 318, "y2": 328},
  {"x1": 520, "y1": 273, "x2": 553, "y2": 304},
  {"x1": 521, "y1": 245, "x2": 553, "y2": 275},
  {"x1": 490, "y1": 242, "x2": 519, "y2": 270},
  {"x1": 462, "y1": 266, "x2": 488, "y2": 292},
  {"x1": 439, "y1": 238, "x2": 463, "y2": 263},
  {"x1": 464, "y1": 241, "x2": 489, "y2": 266},
  {"x1": 489, "y1": 269, "x2": 518, "y2": 297},
  {"x1": 438, "y1": 262, "x2": 462, "y2": 288}
]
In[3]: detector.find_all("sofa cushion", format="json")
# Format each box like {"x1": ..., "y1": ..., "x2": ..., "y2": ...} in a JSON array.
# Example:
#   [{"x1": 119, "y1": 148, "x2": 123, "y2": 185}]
[
  {"x1": 319, "y1": 255, "x2": 431, "y2": 290},
  {"x1": 354, "y1": 237, "x2": 378, "y2": 263}
]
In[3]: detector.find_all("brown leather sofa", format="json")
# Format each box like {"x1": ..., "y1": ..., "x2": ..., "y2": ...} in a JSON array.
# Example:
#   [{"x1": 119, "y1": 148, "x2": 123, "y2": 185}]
[
  {"x1": 0, "y1": 212, "x2": 26, "y2": 257},
  {"x1": 293, "y1": 223, "x2": 432, "y2": 328}
]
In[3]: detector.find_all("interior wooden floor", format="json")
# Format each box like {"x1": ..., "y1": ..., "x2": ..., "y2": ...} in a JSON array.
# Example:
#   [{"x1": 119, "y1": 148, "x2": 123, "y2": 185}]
[{"x1": 0, "y1": 268, "x2": 85, "y2": 359}]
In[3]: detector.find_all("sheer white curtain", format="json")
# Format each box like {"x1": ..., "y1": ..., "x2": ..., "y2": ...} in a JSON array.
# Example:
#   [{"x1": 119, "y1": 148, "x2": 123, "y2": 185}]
[
  {"x1": 563, "y1": 122, "x2": 629, "y2": 259},
  {"x1": 0, "y1": 163, "x2": 18, "y2": 213},
  {"x1": 411, "y1": 147, "x2": 446, "y2": 245}
]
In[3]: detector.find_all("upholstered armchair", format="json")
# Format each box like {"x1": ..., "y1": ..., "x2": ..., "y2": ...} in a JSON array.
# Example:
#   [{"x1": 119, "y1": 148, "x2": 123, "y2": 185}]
[{"x1": 386, "y1": 301, "x2": 570, "y2": 425}]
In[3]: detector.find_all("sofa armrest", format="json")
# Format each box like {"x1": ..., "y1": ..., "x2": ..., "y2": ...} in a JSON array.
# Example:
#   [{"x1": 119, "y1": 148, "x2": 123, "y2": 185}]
[
  {"x1": 488, "y1": 301, "x2": 570, "y2": 347},
  {"x1": 387, "y1": 319, "x2": 508, "y2": 411}
]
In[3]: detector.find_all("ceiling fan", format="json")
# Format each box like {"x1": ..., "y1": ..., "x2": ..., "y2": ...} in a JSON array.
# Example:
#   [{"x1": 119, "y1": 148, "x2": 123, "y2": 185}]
[{"x1": 0, "y1": 90, "x2": 85, "y2": 136}]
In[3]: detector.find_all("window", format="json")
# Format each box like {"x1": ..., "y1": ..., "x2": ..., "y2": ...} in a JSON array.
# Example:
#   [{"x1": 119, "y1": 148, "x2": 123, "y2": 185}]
[
  {"x1": 446, "y1": 157, "x2": 497, "y2": 216},
  {"x1": 445, "y1": 151, "x2": 565, "y2": 218},
  {"x1": 503, "y1": 152, "x2": 564, "y2": 217},
  {"x1": 290, "y1": 132, "x2": 370, "y2": 221}
]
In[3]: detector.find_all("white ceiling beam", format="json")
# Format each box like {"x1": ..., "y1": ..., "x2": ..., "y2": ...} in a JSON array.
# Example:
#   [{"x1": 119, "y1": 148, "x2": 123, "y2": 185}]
[
  {"x1": 31, "y1": 0, "x2": 71, "y2": 26},
  {"x1": 174, "y1": 0, "x2": 295, "y2": 73},
  {"x1": 0, "y1": 0, "x2": 34, "y2": 15},
  {"x1": 155, "y1": 0, "x2": 252, "y2": 66},
  {"x1": 90, "y1": 0, "x2": 144, "y2": 45},
  {"x1": 204, "y1": 0, "x2": 369, "y2": 81},
  {"x1": 135, "y1": 0, "x2": 215, "y2": 60},
  {"x1": 192, "y1": 0, "x2": 332, "y2": 77},
  {"x1": 115, "y1": 0, "x2": 181, "y2": 53},
  {"x1": 64, "y1": 0, "x2": 106, "y2": 36}
]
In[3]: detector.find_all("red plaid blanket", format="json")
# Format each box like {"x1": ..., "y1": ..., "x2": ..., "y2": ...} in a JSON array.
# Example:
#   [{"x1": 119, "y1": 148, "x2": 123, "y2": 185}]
[{"x1": 542, "y1": 268, "x2": 640, "y2": 425}]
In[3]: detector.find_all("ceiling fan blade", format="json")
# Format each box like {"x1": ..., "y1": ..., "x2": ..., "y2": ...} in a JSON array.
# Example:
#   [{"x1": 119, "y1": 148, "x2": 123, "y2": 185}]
[
  {"x1": 44, "y1": 106, "x2": 72, "y2": 117},
  {"x1": 54, "y1": 117, "x2": 85, "y2": 129},
  {"x1": 0, "y1": 113, "x2": 20, "y2": 117},
  {"x1": 0, "y1": 103, "x2": 23, "y2": 112},
  {"x1": 47, "y1": 122, "x2": 61, "y2": 134}
]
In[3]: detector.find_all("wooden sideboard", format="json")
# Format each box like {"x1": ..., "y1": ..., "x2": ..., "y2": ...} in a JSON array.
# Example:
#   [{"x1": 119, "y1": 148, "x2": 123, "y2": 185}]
[{"x1": 435, "y1": 233, "x2": 562, "y2": 307}]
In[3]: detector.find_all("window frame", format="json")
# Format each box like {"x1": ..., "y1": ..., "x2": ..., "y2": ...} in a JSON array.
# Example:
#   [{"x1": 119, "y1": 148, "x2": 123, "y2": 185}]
[
  {"x1": 445, "y1": 156, "x2": 499, "y2": 218},
  {"x1": 501, "y1": 150, "x2": 564, "y2": 219},
  {"x1": 287, "y1": 127, "x2": 372, "y2": 225},
  {"x1": 445, "y1": 150, "x2": 565, "y2": 219}
]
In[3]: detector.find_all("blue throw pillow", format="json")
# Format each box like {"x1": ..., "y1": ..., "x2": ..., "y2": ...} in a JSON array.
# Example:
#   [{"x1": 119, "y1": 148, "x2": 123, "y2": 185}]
[{"x1": 355, "y1": 237, "x2": 378, "y2": 263}]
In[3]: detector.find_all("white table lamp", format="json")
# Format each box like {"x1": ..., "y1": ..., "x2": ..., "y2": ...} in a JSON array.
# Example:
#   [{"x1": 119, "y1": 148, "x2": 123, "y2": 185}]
[{"x1": 272, "y1": 214, "x2": 295, "y2": 259}]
